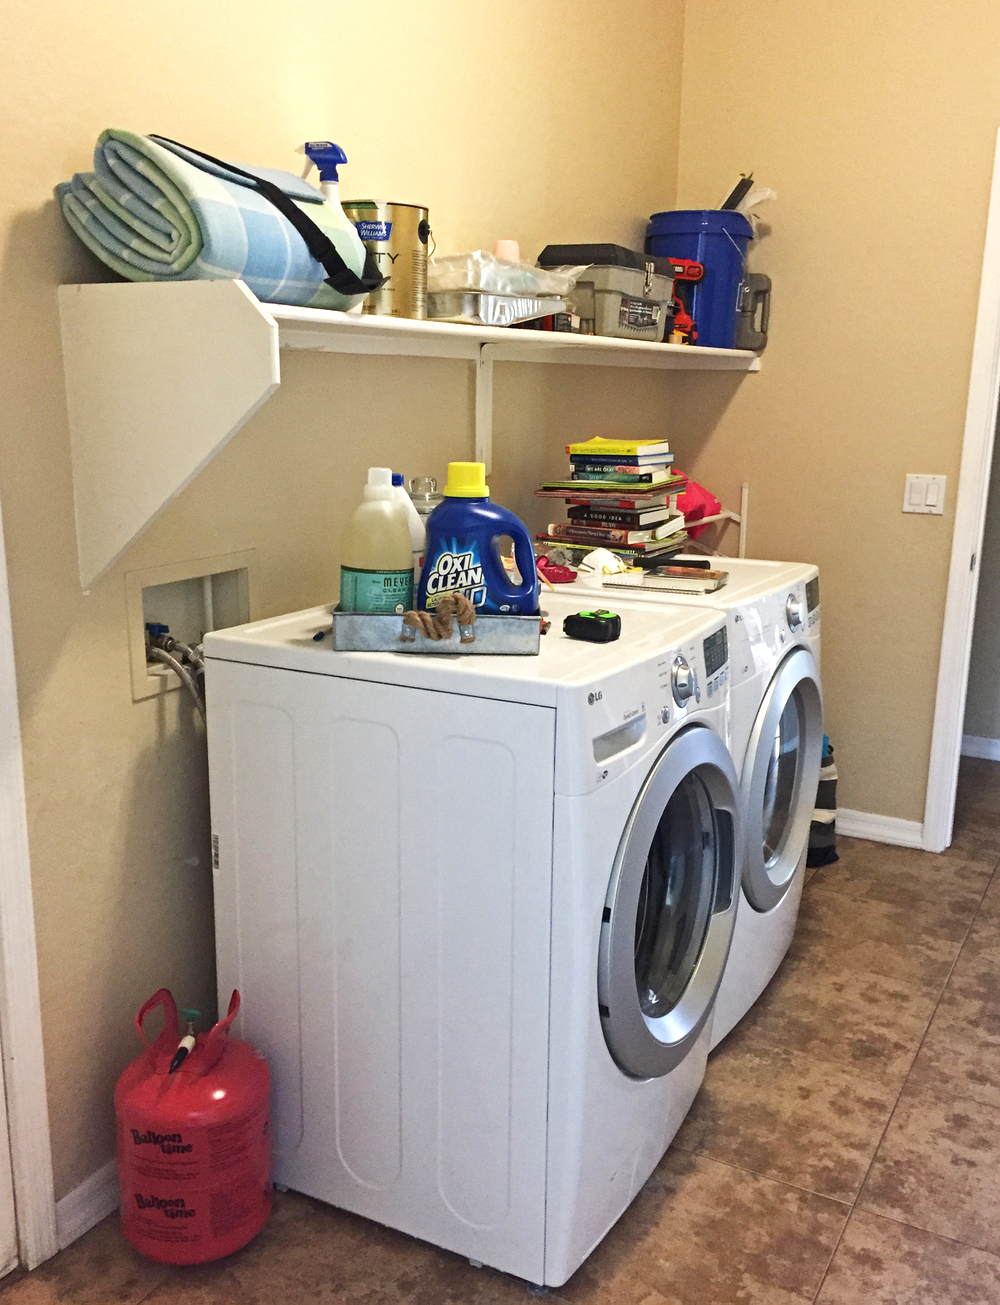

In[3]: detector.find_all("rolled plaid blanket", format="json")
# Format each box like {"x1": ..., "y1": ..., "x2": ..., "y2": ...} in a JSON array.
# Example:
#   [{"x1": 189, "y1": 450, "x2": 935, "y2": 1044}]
[{"x1": 56, "y1": 129, "x2": 367, "y2": 309}]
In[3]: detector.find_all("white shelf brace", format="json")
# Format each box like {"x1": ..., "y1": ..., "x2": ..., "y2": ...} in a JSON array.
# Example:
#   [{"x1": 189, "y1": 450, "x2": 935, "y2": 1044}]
[
  {"x1": 475, "y1": 344, "x2": 497, "y2": 472},
  {"x1": 58, "y1": 280, "x2": 280, "y2": 589}
]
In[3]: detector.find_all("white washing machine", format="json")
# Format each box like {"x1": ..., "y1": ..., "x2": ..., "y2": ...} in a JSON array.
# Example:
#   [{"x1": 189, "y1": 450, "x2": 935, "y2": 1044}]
[
  {"x1": 204, "y1": 590, "x2": 741, "y2": 1288},
  {"x1": 581, "y1": 557, "x2": 824, "y2": 1046}
]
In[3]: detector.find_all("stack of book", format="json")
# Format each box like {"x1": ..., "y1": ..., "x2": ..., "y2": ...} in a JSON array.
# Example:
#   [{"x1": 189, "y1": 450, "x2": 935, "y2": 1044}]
[{"x1": 534, "y1": 438, "x2": 689, "y2": 568}]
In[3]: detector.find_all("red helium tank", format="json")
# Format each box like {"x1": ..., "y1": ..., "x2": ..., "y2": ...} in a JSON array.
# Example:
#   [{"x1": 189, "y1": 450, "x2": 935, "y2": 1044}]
[{"x1": 115, "y1": 988, "x2": 271, "y2": 1264}]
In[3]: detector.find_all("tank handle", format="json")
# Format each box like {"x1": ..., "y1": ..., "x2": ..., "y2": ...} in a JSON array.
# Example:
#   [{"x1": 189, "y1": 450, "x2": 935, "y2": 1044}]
[
  {"x1": 134, "y1": 988, "x2": 179, "y2": 1051},
  {"x1": 195, "y1": 990, "x2": 241, "y2": 1075}
]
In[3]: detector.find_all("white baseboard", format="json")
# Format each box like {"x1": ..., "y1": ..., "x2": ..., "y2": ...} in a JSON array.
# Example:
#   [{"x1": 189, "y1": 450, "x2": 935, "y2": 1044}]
[
  {"x1": 55, "y1": 1159, "x2": 118, "y2": 1251},
  {"x1": 962, "y1": 734, "x2": 1000, "y2": 760},
  {"x1": 836, "y1": 808, "x2": 925, "y2": 849}
]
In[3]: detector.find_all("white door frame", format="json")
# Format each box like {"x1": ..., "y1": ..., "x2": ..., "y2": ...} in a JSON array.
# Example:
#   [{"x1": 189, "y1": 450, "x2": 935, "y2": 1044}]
[
  {"x1": 0, "y1": 494, "x2": 57, "y2": 1266},
  {"x1": 924, "y1": 128, "x2": 1000, "y2": 853}
]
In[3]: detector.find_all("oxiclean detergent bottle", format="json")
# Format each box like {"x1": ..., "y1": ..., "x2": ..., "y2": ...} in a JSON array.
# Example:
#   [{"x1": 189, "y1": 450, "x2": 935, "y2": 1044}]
[{"x1": 417, "y1": 463, "x2": 539, "y2": 615}]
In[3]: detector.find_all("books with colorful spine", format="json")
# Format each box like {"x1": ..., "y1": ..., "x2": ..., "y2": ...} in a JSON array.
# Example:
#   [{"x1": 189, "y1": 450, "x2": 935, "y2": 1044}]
[
  {"x1": 566, "y1": 504, "x2": 682, "y2": 528},
  {"x1": 534, "y1": 487, "x2": 681, "y2": 507},
  {"x1": 565, "y1": 437, "x2": 671, "y2": 457},
  {"x1": 546, "y1": 520, "x2": 686, "y2": 545},
  {"x1": 534, "y1": 531, "x2": 688, "y2": 557},
  {"x1": 540, "y1": 472, "x2": 687, "y2": 492}
]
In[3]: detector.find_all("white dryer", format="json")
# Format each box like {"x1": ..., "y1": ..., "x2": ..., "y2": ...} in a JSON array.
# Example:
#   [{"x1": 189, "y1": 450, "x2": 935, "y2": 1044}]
[
  {"x1": 204, "y1": 590, "x2": 741, "y2": 1288},
  {"x1": 582, "y1": 557, "x2": 823, "y2": 1046}
]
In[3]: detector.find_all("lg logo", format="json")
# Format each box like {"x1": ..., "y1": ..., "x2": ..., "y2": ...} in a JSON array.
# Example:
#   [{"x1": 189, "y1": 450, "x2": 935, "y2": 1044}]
[{"x1": 588, "y1": 690, "x2": 603, "y2": 705}]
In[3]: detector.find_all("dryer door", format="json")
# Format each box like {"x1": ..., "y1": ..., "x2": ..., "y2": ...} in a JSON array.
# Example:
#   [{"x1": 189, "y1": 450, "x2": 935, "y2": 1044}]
[
  {"x1": 598, "y1": 725, "x2": 741, "y2": 1080},
  {"x1": 741, "y1": 647, "x2": 823, "y2": 913}
]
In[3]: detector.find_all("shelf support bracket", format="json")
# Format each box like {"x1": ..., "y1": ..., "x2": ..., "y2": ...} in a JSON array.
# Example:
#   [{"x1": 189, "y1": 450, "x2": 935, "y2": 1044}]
[
  {"x1": 475, "y1": 344, "x2": 497, "y2": 472},
  {"x1": 58, "y1": 280, "x2": 280, "y2": 589}
]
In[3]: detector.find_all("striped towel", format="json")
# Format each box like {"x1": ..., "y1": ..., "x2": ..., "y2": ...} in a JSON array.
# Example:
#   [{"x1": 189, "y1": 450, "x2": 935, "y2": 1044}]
[{"x1": 56, "y1": 129, "x2": 366, "y2": 309}]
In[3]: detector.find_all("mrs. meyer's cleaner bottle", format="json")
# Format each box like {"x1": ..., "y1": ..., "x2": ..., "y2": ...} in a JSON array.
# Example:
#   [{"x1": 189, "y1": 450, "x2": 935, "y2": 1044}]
[
  {"x1": 339, "y1": 467, "x2": 414, "y2": 613},
  {"x1": 417, "y1": 462, "x2": 539, "y2": 615}
]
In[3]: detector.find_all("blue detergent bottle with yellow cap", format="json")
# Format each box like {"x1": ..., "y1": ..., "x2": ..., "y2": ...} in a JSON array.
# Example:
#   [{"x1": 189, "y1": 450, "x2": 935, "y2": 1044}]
[{"x1": 417, "y1": 462, "x2": 539, "y2": 615}]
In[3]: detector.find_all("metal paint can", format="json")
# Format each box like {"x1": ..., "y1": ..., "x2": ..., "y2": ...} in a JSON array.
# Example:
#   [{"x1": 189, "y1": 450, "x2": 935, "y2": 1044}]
[{"x1": 341, "y1": 200, "x2": 431, "y2": 319}]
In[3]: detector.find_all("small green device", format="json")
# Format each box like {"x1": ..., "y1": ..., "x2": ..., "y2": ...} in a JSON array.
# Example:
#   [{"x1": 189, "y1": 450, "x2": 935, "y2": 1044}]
[{"x1": 562, "y1": 609, "x2": 621, "y2": 643}]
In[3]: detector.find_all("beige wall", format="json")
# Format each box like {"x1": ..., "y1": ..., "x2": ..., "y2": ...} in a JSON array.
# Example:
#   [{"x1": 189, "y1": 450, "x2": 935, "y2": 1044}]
[
  {"x1": 0, "y1": 0, "x2": 687, "y2": 1197},
  {"x1": 674, "y1": 0, "x2": 1000, "y2": 823}
]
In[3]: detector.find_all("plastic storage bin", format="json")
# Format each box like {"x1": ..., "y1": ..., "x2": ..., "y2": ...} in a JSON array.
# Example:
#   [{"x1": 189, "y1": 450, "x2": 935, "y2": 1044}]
[{"x1": 646, "y1": 210, "x2": 753, "y2": 349}]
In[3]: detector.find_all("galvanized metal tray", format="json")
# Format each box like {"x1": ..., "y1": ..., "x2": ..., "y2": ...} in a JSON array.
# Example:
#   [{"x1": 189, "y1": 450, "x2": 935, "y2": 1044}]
[{"x1": 330, "y1": 610, "x2": 542, "y2": 655}]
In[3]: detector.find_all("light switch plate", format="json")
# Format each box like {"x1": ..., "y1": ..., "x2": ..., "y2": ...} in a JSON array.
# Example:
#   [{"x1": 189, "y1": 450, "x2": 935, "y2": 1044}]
[{"x1": 903, "y1": 474, "x2": 946, "y2": 515}]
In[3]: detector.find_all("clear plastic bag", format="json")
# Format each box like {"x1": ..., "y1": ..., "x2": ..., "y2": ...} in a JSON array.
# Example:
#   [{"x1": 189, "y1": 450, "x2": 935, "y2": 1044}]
[{"x1": 428, "y1": 250, "x2": 587, "y2": 298}]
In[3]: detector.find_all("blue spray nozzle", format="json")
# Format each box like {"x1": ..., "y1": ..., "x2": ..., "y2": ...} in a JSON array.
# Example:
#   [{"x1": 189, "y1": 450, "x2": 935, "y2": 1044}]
[
  {"x1": 303, "y1": 140, "x2": 347, "y2": 182},
  {"x1": 392, "y1": 473, "x2": 404, "y2": 487}
]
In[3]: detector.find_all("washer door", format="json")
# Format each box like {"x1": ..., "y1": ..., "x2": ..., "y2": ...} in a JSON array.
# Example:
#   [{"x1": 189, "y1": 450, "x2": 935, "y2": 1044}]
[
  {"x1": 598, "y1": 726, "x2": 741, "y2": 1080},
  {"x1": 741, "y1": 647, "x2": 823, "y2": 913}
]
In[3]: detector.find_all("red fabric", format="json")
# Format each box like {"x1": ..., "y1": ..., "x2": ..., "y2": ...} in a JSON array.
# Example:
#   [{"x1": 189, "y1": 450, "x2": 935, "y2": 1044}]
[
  {"x1": 536, "y1": 556, "x2": 577, "y2": 584},
  {"x1": 675, "y1": 479, "x2": 722, "y2": 540}
]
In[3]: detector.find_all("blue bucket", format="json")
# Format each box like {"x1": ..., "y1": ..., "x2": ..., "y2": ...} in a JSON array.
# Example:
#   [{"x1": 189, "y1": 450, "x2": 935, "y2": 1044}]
[{"x1": 647, "y1": 210, "x2": 753, "y2": 349}]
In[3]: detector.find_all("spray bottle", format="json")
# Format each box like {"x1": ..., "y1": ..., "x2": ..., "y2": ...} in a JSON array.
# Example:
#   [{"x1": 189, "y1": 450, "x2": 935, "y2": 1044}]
[{"x1": 297, "y1": 141, "x2": 369, "y2": 298}]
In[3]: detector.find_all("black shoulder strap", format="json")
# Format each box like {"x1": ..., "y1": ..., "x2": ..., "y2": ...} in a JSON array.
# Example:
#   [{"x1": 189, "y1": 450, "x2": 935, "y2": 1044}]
[{"x1": 149, "y1": 135, "x2": 386, "y2": 297}]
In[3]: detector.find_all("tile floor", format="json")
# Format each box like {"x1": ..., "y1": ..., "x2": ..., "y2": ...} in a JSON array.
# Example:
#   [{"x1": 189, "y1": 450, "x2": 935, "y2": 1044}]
[{"x1": 6, "y1": 758, "x2": 1000, "y2": 1304}]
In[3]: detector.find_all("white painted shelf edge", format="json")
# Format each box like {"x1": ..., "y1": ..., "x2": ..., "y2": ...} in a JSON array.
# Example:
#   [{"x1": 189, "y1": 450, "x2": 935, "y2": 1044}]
[
  {"x1": 268, "y1": 299, "x2": 762, "y2": 370},
  {"x1": 57, "y1": 279, "x2": 760, "y2": 589}
]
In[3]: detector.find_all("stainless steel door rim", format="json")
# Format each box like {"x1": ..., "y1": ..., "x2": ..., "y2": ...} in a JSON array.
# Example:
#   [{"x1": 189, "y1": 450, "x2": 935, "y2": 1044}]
[
  {"x1": 741, "y1": 647, "x2": 823, "y2": 913},
  {"x1": 598, "y1": 725, "x2": 741, "y2": 1080}
]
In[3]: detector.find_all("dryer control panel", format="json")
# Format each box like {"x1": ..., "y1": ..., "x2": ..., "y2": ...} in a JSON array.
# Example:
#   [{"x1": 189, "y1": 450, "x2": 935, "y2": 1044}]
[{"x1": 729, "y1": 570, "x2": 821, "y2": 690}]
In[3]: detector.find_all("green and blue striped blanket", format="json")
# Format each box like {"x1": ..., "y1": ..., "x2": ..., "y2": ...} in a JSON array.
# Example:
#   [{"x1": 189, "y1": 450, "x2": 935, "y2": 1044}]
[{"x1": 56, "y1": 129, "x2": 365, "y2": 309}]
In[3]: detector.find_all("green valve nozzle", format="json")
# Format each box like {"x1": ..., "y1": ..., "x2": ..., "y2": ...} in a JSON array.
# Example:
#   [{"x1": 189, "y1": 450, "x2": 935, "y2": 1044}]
[{"x1": 169, "y1": 1009, "x2": 201, "y2": 1075}]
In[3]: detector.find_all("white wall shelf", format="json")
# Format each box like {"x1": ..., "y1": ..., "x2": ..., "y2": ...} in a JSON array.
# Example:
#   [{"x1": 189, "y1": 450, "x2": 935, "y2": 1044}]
[{"x1": 58, "y1": 279, "x2": 760, "y2": 588}]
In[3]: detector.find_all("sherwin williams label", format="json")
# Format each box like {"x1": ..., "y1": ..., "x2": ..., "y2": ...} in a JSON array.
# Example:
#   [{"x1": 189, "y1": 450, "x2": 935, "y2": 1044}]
[
  {"x1": 355, "y1": 221, "x2": 392, "y2": 242},
  {"x1": 423, "y1": 540, "x2": 488, "y2": 609},
  {"x1": 340, "y1": 567, "x2": 413, "y2": 613}
]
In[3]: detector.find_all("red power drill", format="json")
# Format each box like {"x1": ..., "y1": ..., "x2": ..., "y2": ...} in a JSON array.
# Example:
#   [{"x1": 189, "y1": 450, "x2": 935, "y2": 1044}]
[{"x1": 663, "y1": 258, "x2": 703, "y2": 344}]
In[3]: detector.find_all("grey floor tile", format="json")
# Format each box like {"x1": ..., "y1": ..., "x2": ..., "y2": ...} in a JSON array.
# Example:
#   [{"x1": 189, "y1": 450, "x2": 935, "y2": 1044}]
[
  {"x1": 673, "y1": 1034, "x2": 900, "y2": 1203},
  {"x1": 792, "y1": 874, "x2": 962, "y2": 991},
  {"x1": 859, "y1": 1082, "x2": 1000, "y2": 1256},
  {"x1": 906, "y1": 985, "x2": 1000, "y2": 1112},
  {"x1": 725, "y1": 948, "x2": 937, "y2": 1085},
  {"x1": 814, "y1": 836, "x2": 993, "y2": 917},
  {"x1": 559, "y1": 1150, "x2": 848, "y2": 1305},
  {"x1": 816, "y1": 1208, "x2": 1000, "y2": 1304},
  {"x1": 0, "y1": 1214, "x2": 169, "y2": 1304}
]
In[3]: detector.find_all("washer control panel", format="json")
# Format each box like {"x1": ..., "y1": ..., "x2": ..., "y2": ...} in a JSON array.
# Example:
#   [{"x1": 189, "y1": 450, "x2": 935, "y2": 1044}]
[
  {"x1": 654, "y1": 618, "x2": 729, "y2": 728},
  {"x1": 556, "y1": 607, "x2": 731, "y2": 796}
]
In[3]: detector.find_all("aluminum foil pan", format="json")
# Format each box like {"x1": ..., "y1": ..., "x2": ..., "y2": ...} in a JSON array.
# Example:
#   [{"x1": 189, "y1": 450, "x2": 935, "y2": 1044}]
[{"x1": 426, "y1": 292, "x2": 566, "y2": 328}]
